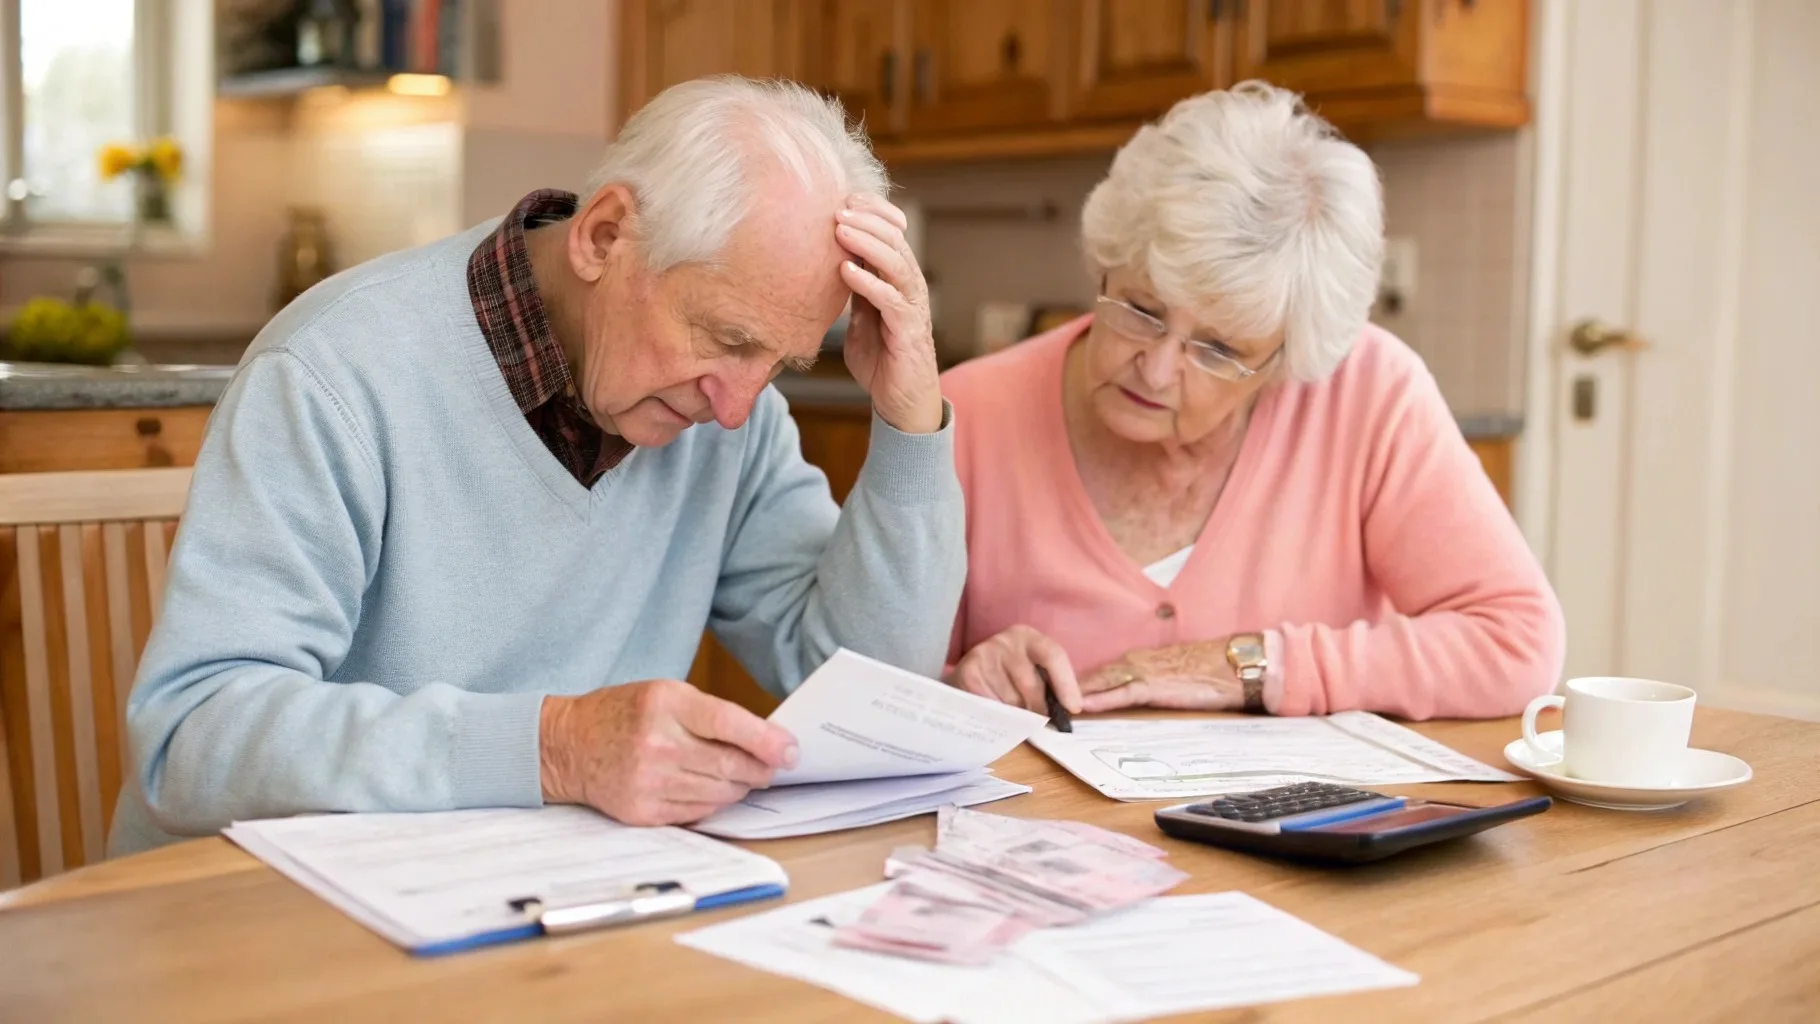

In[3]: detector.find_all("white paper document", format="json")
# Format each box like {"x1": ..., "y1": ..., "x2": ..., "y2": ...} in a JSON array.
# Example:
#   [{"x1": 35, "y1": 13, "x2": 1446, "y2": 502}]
[
  {"x1": 1029, "y1": 711, "x2": 1519, "y2": 800},
  {"x1": 224, "y1": 806, "x2": 787, "y2": 953},
  {"x1": 694, "y1": 771, "x2": 1032, "y2": 840},
  {"x1": 676, "y1": 886, "x2": 1417, "y2": 1024},
  {"x1": 1009, "y1": 892, "x2": 1420, "y2": 1021},
  {"x1": 769, "y1": 648, "x2": 1048, "y2": 786}
]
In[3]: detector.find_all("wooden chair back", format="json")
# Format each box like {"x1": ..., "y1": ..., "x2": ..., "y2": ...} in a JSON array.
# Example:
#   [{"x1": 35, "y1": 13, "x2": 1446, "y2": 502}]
[{"x1": 0, "y1": 468, "x2": 190, "y2": 888}]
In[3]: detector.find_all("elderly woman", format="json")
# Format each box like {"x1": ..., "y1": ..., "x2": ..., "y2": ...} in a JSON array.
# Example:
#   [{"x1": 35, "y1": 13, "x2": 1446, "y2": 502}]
[{"x1": 942, "y1": 82, "x2": 1564, "y2": 721}]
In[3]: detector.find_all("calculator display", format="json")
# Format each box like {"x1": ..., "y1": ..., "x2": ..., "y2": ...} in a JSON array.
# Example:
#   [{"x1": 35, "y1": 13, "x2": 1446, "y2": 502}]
[{"x1": 1311, "y1": 802, "x2": 1469, "y2": 833}]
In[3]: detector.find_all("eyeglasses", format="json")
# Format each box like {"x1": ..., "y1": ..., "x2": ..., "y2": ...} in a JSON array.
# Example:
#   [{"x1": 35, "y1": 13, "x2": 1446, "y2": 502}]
[{"x1": 1093, "y1": 294, "x2": 1277, "y2": 382}]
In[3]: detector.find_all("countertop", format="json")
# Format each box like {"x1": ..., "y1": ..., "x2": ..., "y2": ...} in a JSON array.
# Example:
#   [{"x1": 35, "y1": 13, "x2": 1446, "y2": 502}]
[
  {"x1": 0, "y1": 361, "x2": 237, "y2": 410},
  {"x1": 0, "y1": 360, "x2": 1526, "y2": 439},
  {"x1": 0, "y1": 361, "x2": 867, "y2": 412}
]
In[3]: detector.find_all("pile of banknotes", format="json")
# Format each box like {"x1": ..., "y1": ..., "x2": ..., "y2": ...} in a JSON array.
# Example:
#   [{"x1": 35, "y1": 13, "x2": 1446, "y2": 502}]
[{"x1": 832, "y1": 805, "x2": 1189, "y2": 964}]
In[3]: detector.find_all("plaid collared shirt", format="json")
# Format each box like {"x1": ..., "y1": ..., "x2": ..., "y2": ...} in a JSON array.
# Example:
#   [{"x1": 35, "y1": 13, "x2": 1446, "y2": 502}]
[{"x1": 467, "y1": 189, "x2": 632, "y2": 487}]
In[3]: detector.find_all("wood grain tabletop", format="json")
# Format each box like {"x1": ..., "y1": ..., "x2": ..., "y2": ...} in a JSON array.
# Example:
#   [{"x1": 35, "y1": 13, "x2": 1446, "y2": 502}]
[{"x1": 1, "y1": 707, "x2": 1815, "y2": 1023}]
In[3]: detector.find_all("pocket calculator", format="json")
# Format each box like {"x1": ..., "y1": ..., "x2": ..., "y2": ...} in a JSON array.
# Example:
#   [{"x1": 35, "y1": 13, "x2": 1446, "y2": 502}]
[{"x1": 1154, "y1": 782, "x2": 1551, "y2": 864}]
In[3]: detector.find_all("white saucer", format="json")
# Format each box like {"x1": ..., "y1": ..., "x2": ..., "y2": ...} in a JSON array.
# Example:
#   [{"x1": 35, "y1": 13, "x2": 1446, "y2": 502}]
[{"x1": 1502, "y1": 730, "x2": 1752, "y2": 811}]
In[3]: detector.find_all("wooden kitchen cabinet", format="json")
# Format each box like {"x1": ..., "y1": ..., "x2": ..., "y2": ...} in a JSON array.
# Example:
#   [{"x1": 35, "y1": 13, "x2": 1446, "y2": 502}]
[
  {"x1": 1468, "y1": 436, "x2": 1514, "y2": 509},
  {"x1": 902, "y1": 0, "x2": 1064, "y2": 136},
  {"x1": 1232, "y1": 0, "x2": 1530, "y2": 137},
  {"x1": 1071, "y1": 0, "x2": 1233, "y2": 124},
  {"x1": 620, "y1": 0, "x2": 809, "y2": 116},
  {"x1": 0, "y1": 408, "x2": 210, "y2": 474},
  {"x1": 621, "y1": 0, "x2": 1530, "y2": 170},
  {"x1": 1232, "y1": 0, "x2": 1412, "y2": 90},
  {"x1": 805, "y1": 0, "x2": 904, "y2": 135}
]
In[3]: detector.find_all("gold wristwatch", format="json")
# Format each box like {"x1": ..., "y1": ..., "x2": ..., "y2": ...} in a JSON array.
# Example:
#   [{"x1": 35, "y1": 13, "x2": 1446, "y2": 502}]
[{"x1": 1226, "y1": 633, "x2": 1268, "y2": 712}]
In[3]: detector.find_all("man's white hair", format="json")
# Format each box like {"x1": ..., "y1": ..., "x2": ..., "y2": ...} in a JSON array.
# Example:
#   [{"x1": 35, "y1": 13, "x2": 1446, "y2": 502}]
[
  {"x1": 584, "y1": 75, "x2": 889, "y2": 273},
  {"x1": 1080, "y1": 81, "x2": 1384, "y2": 382}
]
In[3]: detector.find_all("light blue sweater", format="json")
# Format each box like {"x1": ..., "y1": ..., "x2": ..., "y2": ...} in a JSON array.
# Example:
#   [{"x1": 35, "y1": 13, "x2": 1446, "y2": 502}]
[{"x1": 109, "y1": 221, "x2": 966, "y2": 856}]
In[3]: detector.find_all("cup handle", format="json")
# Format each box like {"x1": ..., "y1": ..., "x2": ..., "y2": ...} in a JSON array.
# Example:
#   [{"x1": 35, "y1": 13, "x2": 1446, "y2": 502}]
[{"x1": 1522, "y1": 694, "x2": 1566, "y2": 764}]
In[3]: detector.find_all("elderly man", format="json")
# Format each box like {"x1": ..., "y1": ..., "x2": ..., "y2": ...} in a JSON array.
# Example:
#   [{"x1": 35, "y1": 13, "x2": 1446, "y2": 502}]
[{"x1": 109, "y1": 77, "x2": 963, "y2": 855}]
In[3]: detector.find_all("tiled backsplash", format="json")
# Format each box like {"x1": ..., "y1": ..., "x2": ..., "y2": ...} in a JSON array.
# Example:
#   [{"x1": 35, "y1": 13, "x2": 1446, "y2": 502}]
[
  {"x1": 291, "y1": 93, "x2": 465, "y2": 269},
  {"x1": 895, "y1": 157, "x2": 1109, "y2": 367},
  {"x1": 1370, "y1": 133, "x2": 1530, "y2": 416},
  {"x1": 896, "y1": 133, "x2": 1531, "y2": 418}
]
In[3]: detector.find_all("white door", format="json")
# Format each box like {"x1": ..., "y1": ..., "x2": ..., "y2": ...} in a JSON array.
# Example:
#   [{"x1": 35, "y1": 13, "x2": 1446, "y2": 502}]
[{"x1": 1520, "y1": 0, "x2": 1820, "y2": 720}]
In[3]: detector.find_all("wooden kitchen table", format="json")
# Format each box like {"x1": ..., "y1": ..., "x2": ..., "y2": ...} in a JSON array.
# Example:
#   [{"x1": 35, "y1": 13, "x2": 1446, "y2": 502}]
[{"x1": 1, "y1": 708, "x2": 1816, "y2": 1022}]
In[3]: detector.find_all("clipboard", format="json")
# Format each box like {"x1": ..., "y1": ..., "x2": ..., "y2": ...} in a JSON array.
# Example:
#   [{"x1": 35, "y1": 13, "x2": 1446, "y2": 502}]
[
  {"x1": 412, "y1": 879, "x2": 789, "y2": 957},
  {"x1": 221, "y1": 807, "x2": 793, "y2": 958}
]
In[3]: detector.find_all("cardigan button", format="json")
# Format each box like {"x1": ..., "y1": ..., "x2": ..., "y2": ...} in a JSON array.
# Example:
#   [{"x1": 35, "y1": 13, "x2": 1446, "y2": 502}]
[{"x1": 1155, "y1": 603, "x2": 1176, "y2": 620}]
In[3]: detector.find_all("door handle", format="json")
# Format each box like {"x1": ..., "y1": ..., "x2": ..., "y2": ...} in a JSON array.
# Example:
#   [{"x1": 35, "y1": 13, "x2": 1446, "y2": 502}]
[{"x1": 1568, "y1": 318, "x2": 1649, "y2": 356}]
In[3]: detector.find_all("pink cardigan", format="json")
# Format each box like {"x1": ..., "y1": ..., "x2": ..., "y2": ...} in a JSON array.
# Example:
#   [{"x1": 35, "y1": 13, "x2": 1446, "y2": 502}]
[{"x1": 941, "y1": 317, "x2": 1565, "y2": 720}]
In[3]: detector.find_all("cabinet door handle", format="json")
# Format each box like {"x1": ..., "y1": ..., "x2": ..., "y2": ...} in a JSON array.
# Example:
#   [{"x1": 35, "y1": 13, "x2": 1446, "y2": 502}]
[
  {"x1": 1387, "y1": 0, "x2": 1404, "y2": 21},
  {"x1": 879, "y1": 51, "x2": 895, "y2": 103},
  {"x1": 1000, "y1": 32, "x2": 1021, "y2": 72}
]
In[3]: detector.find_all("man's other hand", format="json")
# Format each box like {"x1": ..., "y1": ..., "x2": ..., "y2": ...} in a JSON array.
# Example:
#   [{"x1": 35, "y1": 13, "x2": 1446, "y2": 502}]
[{"x1": 538, "y1": 680, "x2": 799, "y2": 825}]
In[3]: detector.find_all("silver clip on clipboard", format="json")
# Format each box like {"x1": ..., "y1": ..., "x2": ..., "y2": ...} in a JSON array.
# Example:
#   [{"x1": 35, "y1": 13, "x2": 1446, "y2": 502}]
[{"x1": 509, "y1": 881, "x2": 697, "y2": 936}]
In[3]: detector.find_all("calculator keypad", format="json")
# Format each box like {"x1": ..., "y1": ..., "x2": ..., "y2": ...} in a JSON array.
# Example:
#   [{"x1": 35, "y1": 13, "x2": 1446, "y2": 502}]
[{"x1": 1185, "y1": 782, "x2": 1379, "y2": 823}]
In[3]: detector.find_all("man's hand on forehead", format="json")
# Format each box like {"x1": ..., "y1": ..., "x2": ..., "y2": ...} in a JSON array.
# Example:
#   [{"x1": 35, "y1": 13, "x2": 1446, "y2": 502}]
[{"x1": 835, "y1": 193, "x2": 942, "y2": 435}]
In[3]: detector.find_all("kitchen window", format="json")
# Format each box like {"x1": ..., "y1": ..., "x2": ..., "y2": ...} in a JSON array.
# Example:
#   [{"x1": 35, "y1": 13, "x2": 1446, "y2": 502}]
[{"x1": 0, "y1": 0, "x2": 212, "y2": 253}]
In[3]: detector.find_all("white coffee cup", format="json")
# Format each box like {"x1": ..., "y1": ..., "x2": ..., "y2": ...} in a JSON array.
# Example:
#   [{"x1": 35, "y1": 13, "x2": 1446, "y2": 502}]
[{"x1": 1522, "y1": 676, "x2": 1696, "y2": 786}]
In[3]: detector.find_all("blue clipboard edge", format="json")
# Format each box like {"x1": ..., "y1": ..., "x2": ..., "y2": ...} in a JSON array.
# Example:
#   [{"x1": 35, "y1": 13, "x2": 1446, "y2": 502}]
[{"x1": 408, "y1": 882, "x2": 789, "y2": 958}]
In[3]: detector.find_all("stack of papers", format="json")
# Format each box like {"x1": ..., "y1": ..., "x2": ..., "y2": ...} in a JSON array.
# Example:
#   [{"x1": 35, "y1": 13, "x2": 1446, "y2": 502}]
[
  {"x1": 694, "y1": 771, "x2": 1029, "y2": 840},
  {"x1": 677, "y1": 885, "x2": 1419, "y2": 1024},
  {"x1": 225, "y1": 807, "x2": 789, "y2": 955},
  {"x1": 694, "y1": 649, "x2": 1048, "y2": 839},
  {"x1": 1030, "y1": 710, "x2": 1520, "y2": 800}
]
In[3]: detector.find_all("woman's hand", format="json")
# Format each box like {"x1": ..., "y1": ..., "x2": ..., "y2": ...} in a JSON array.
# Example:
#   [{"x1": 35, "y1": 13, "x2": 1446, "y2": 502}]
[
  {"x1": 951, "y1": 626, "x2": 1082, "y2": 714},
  {"x1": 1078, "y1": 640, "x2": 1245, "y2": 713}
]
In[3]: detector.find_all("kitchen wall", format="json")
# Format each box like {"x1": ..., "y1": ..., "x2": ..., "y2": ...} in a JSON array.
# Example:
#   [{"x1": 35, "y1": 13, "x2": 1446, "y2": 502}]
[
  {"x1": 461, "y1": 0, "x2": 618, "y2": 222},
  {"x1": 896, "y1": 133, "x2": 1531, "y2": 419}
]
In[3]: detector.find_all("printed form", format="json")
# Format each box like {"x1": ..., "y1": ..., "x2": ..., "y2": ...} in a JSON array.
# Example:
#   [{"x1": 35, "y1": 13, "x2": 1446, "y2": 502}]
[
  {"x1": 1029, "y1": 711, "x2": 1519, "y2": 800},
  {"x1": 767, "y1": 649, "x2": 1048, "y2": 786}
]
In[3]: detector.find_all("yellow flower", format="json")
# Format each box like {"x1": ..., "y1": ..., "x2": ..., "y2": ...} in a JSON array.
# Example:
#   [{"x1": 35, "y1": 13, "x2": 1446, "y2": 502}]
[
  {"x1": 98, "y1": 143, "x2": 139, "y2": 181},
  {"x1": 148, "y1": 137, "x2": 182, "y2": 183}
]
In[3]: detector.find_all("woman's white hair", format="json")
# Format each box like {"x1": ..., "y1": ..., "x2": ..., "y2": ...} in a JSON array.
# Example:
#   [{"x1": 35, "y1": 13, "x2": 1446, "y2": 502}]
[
  {"x1": 1081, "y1": 80, "x2": 1384, "y2": 382},
  {"x1": 584, "y1": 75, "x2": 889, "y2": 272}
]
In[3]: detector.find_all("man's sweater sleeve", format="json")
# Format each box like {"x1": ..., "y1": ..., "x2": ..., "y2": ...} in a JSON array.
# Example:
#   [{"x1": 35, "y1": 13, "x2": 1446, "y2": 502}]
[
  {"x1": 709, "y1": 389, "x2": 967, "y2": 695},
  {"x1": 128, "y1": 350, "x2": 544, "y2": 837}
]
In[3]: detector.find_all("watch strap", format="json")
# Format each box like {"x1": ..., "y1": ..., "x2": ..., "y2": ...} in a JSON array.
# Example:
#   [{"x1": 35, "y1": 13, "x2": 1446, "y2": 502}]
[
  {"x1": 1241, "y1": 675, "x2": 1265, "y2": 714},
  {"x1": 1227, "y1": 633, "x2": 1268, "y2": 713}
]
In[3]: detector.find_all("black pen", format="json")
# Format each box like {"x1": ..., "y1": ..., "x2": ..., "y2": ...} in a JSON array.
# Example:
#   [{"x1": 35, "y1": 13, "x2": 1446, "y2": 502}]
[{"x1": 1036, "y1": 665, "x2": 1072, "y2": 733}]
